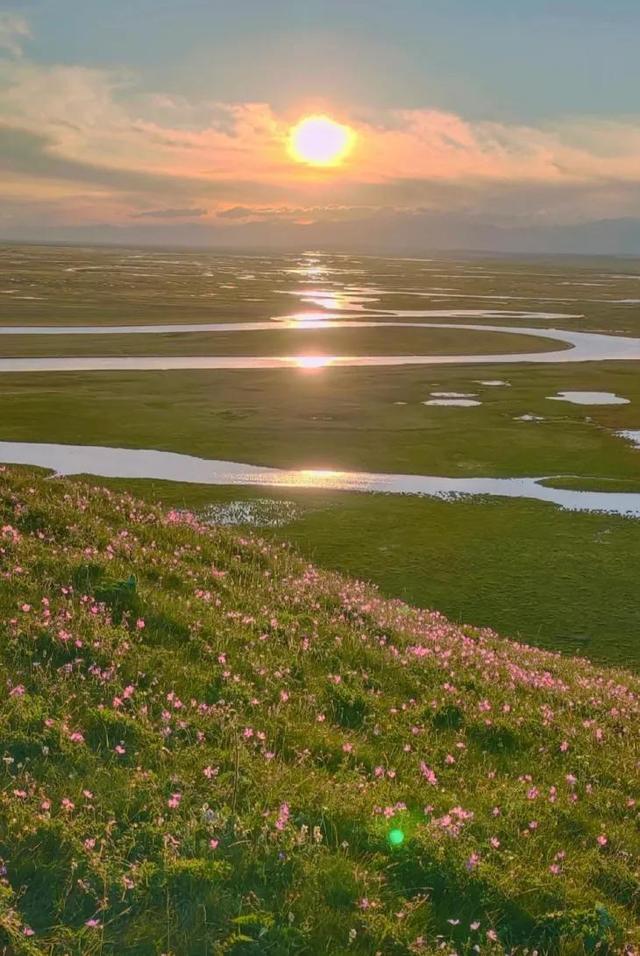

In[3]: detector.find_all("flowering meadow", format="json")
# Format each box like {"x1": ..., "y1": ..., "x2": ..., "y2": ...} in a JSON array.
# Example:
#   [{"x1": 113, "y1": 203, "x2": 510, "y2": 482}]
[{"x1": 0, "y1": 466, "x2": 638, "y2": 955}]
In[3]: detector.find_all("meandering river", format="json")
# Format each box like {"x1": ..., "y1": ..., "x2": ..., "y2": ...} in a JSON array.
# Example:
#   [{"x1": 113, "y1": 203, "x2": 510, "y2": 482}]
[
  {"x1": 1, "y1": 441, "x2": 639, "y2": 517},
  {"x1": 1, "y1": 317, "x2": 639, "y2": 371}
]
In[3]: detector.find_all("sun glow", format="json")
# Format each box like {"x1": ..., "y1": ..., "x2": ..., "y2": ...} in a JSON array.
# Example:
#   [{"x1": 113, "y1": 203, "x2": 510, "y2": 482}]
[{"x1": 288, "y1": 115, "x2": 355, "y2": 167}]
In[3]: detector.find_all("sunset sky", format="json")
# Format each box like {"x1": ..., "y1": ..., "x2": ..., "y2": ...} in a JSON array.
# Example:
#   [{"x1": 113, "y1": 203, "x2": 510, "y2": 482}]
[{"x1": 2, "y1": 1, "x2": 640, "y2": 252}]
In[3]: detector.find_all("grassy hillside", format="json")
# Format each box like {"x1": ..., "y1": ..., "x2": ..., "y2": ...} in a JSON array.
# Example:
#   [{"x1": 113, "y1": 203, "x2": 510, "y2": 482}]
[{"x1": 0, "y1": 467, "x2": 638, "y2": 955}]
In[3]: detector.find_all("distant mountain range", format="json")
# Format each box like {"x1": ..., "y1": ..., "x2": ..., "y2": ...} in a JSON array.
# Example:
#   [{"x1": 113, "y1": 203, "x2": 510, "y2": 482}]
[{"x1": 5, "y1": 214, "x2": 640, "y2": 257}]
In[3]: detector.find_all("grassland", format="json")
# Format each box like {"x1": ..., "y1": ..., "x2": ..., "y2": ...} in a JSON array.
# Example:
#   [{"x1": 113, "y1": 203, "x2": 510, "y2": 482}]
[
  {"x1": 78, "y1": 477, "x2": 639, "y2": 670},
  {"x1": 0, "y1": 325, "x2": 562, "y2": 358},
  {"x1": 1, "y1": 467, "x2": 639, "y2": 954},
  {"x1": 1, "y1": 244, "x2": 639, "y2": 668},
  {"x1": 1, "y1": 362, "x2": 640, "y2": 479}
]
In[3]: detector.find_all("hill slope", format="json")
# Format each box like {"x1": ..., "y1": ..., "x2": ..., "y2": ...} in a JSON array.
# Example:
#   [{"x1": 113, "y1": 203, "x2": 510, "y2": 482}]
[{"x1": 0, "y1": 466, "x2": 638, "y2": 955}]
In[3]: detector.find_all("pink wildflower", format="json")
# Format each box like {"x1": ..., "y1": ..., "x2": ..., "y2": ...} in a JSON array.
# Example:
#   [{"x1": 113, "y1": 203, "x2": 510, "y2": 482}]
[
  {"x1": 275, "y1": 802, "x2": 290, "y2": 831},
  {"x1": 419, "y1": 762, "x2": 438, "y2": 786}
]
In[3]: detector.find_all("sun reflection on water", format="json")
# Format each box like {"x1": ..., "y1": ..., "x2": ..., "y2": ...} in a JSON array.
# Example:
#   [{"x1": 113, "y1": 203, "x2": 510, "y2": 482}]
[
  {"x1": 299, "y1": 469, "x2": 344, "y2": 478},
  {"x1": 304, "y1": 291, "x2": 345, "y2": 310},
  {"x1": 285, "y1": 264, "x2": 331, "y2": 279},
  {"x1": 285, "y1": 311, "x2": 331, "y2": 324},
  {"x1": 294, "y1": 355, "x2": 333, "y2": 369},
  {"x1": 281, "y1": 468, "x2": 346, "y2": 487}
]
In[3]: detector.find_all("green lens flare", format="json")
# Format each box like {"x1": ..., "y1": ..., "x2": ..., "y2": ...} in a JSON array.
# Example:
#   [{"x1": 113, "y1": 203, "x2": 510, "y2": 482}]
[{"x1": 388, "y1": 828, "x2": 405, "y2": 846}]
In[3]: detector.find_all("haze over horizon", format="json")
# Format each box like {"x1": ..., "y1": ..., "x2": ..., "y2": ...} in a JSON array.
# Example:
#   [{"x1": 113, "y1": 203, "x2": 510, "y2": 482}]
[{"x1": 3, "y1": 1, "x2": 640, "y2": 254}]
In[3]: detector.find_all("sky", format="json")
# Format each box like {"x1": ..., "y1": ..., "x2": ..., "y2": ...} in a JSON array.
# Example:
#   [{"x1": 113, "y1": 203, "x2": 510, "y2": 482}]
[{"x1": 2, "y1": 0, "x2": 640, "y2": 253}]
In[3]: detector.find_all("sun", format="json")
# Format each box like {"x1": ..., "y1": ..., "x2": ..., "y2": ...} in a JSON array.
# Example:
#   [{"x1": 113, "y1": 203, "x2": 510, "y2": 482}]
[{"x1": 288, "y1": 115, "x2": 355, "y2": 167}]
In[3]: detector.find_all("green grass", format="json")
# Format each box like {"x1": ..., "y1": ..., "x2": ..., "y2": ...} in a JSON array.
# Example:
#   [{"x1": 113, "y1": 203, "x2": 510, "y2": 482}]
[
  {"x1": 0, "y1": 466, "x2": 639, "y2": 954},
  {"x1": 1, "y1": 362, "x2": 640, "y2": 477},
  {"x1": 83, "y1": 477, "x2": 640, "y2": 669}
]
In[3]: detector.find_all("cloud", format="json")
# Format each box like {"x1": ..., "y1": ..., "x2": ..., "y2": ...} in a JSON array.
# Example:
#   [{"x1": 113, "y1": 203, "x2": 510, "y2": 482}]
[
  {"x1": 215, "y1": 204, "x2": 377, "y2": 223},
  {"x1": 0, "y1": 124, "x2": 295, "y2": 213},
  {"x1": 131, "y1": 207, "x2": 208, "y2": 219},
  {"x1": 2, "y1": 34, "x2": 640, "y2": 244},
  {"x1": 0, "y1": 13, "x2": 30, "y2": 57}
]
